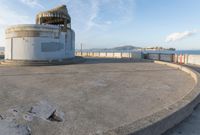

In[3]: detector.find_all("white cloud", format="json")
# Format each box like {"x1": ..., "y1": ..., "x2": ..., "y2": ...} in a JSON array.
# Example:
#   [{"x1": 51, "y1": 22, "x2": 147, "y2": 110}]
[
  {"x1": 0, "y1": 0, "x2": 136, "y2": 47},
  {"x1": 85, "y1": 0, "x2": 101, "y2": 31},
  {"x1": 20, "y1": 0, "x2": 44, "y2": 8},
  {"x1": 66, "y1": 0, "x2": 135, "y2": 32},
  {"x1": 63, "y1": 0, "x2": 135, "y2": 48},
  {"x1": 166, "y1": 30, "x2": 197, "y2": 42}
]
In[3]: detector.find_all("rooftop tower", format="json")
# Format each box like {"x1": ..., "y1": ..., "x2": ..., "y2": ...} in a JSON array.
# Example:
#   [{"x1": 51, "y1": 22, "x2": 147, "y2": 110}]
[{"x1": 4, "y1": 5, "x2": 75, "y2": 65}]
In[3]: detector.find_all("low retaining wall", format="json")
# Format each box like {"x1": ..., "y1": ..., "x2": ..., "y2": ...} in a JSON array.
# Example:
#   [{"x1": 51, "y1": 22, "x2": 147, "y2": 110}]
[
  {"x1": 147, "y1": 53, "x2": 200, "y2": 66},
  {"x1": 147, "y1": 53, "x2": 174, "y2": 62},
  {"x1": 76, "y1": 51, "x2": 142, "y2": 59},
  {"x1": 0, "y1": 51, "x2": 4, "y2": 59},
  {"x1": 187, "y1": 55, "x2": 200, "y2": 65},
  {"x1": 100, "y1": 61, "x2": 200, "y2": 135}
]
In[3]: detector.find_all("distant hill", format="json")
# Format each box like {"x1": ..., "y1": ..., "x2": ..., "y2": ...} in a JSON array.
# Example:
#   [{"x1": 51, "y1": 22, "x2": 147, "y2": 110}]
[
  {"x1": 112, "y1": 45, "x2": 141, "y2": 51},
  {"x1": 83, "y1": 45, "x2": 141, "y2": 52},
  {"x1": 78, "y1": 45, "x2": 176, "y2": 52}
]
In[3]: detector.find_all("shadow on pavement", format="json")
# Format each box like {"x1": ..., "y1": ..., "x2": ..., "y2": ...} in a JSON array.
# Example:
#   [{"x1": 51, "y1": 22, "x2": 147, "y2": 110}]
[{"x1": 83, "y1": 57, "x2": 153, "y2": 64}]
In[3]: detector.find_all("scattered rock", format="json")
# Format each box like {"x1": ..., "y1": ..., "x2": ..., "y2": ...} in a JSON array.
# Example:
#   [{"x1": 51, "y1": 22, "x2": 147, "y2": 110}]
[
  {"x1": 23, "y1": 114, "x2": 33, "y2": 122},
  {"x1": 0, "y1": 120, "x2": 31, "y2": 135},
  {"x1": 28, "y1": 107, "x2": 33, "y2": 114},
  {"x1": 29, "y1": 100, "x2": 57, "y2": 120},
  {"x1": 0, "y1": 115, "x2": 3, "y2": 120},
  {"x1": 3, "y1": 107, "x2": 21, "y2": 122},
  {"x1": 8, "y1": 108, "x2": 19, "y2": 116},
  {"x1": 48, "y1": 110, "x2": 63, "y2": 122},
  {"x1": 28, "y1": 100, "x2": 64, "y2": 122},
  {"x1": 0, "y1": 100, "x2": 64, "y2": 134}
]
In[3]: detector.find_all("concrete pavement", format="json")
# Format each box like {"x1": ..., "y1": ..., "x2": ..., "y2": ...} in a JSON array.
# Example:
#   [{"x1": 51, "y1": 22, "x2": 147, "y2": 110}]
[{"x1": 0, "y1": 59, "x2": 195, "y2": 135}]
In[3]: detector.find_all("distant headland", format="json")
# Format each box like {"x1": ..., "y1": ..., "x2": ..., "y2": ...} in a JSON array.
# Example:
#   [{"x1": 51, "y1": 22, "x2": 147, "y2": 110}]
[{"x1": 82, "y1": 45, "x2": 176, "y2": 52}]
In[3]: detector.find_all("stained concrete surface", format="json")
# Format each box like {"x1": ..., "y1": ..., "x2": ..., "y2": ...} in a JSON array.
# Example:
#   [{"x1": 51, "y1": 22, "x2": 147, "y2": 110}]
[
  {"x1": 0, "y1": 58, "x2": 195, "y2": 135},
  {"x1": 0, "y1": 121, "x2": 31, "y2": 135},
  {"x1": 163, "y1": 64, "x2": 200, "y2": 135}
]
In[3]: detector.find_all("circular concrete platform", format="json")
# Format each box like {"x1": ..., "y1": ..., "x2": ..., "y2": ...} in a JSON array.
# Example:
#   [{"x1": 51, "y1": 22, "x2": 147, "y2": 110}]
[{"x1": 0, "y1": 59, "x2": 196, "y2": 135}]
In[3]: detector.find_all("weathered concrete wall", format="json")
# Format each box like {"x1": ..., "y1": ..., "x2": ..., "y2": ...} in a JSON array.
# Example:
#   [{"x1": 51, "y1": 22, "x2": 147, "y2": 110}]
[
  {"x1": 148, "y1": 53, "x2": 160, "y2": 60},
  {"x1": 0, "y1": 51, "x2": 4, "y2": 59},
  {"x1": 147, "y1": 53, "x2": 174, "y2": 62},
  {"x1": 76, "y1": 51, "x2": 142, "y2": 59},
  {"x1": 5, "y1": 24, "x2": 75, "y2": 61},
  {"x1": 160, "y1": 54, "x2": 174, "y2": 62},
  {"x1": 187, "y1": 55, "x2": 200, "y2": 65},
  {"x1": 147, "y1": 53, "x2": 200, "y2": 66}
]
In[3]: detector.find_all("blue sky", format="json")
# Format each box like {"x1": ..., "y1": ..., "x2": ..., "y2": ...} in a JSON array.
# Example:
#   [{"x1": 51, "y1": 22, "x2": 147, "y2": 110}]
[{"x1": 0, "y1": 0, "x2": 199, "y2": 50}]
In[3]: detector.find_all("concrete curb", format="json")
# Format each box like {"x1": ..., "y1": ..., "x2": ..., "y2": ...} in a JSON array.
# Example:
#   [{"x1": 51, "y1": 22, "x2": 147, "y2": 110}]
[{"x1": 100, "y1": 61, "x2": 200, "y2": 135}]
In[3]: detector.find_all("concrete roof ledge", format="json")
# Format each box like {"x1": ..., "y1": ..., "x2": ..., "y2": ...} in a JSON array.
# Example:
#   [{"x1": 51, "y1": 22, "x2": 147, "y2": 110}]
[
  {"x1": 6, "y1": 24, "x2": 60, "y2": 33},
  {"x1": 101, "y1": 61, "x2": 200, "y2": 135}
]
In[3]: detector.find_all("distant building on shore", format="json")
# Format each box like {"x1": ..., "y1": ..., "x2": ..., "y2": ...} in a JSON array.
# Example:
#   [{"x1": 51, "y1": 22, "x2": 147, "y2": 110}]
[
  {"x1": 138, "y1": 47, "x2": 176, "y2": 51},
  {"x1": 5, "y1": 5, "x2": 75, "y2": 62}
]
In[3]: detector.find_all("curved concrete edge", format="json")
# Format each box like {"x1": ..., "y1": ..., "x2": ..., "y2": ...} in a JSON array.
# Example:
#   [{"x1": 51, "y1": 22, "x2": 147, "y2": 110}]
[
  {"x1": 99, "y1": 61, "x2": 200, "y2": 135},
  {"x1": 0, "y1": 57, "x2": 86, "y2": 66}
]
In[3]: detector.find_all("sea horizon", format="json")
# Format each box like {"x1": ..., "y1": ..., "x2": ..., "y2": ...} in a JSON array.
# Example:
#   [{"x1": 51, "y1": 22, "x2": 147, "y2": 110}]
[
  {"x1": 1, "y1": 47, "x2": 200, "y2": 55},
  {"x1": 76, "y1": 49, "x2": 200, "y2": 55}
]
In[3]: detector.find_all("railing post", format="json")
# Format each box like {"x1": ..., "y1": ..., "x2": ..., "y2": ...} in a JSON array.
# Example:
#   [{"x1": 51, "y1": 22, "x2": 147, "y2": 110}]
[
  {"x1": 172, "y1": 54, "x2": 174, "y2": 63},
  {"x1": 180, "y1": 54, "x2": 183, "y2": 64},
  {"x1": 158, "y1": 53, "x2": 161, "y2": 61}
]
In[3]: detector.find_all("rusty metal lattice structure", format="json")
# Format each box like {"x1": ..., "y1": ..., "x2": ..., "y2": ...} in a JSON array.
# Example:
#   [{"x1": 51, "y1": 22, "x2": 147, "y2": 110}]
[{"x1": 36, "y1": 5, "x2": 71, "y2": 31}]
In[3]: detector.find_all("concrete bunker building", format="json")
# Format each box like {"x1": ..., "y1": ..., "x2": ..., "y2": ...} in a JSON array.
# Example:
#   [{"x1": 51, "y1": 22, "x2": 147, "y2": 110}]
[{"x1": 5, "y1": 5, "x2": 75, "y2": 62}]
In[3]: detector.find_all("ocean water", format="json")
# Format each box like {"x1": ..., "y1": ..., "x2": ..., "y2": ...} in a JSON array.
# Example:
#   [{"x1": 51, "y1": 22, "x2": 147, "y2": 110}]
[
  {"x1": 80, "y1": 49, "x2": 200, "y2": 55},
  {"x1": 174, "y1": 50, "x2": 200, "y2": 55},
  {"x1": 142, "y1": 50, "x2": 200, "y2": 55}
]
